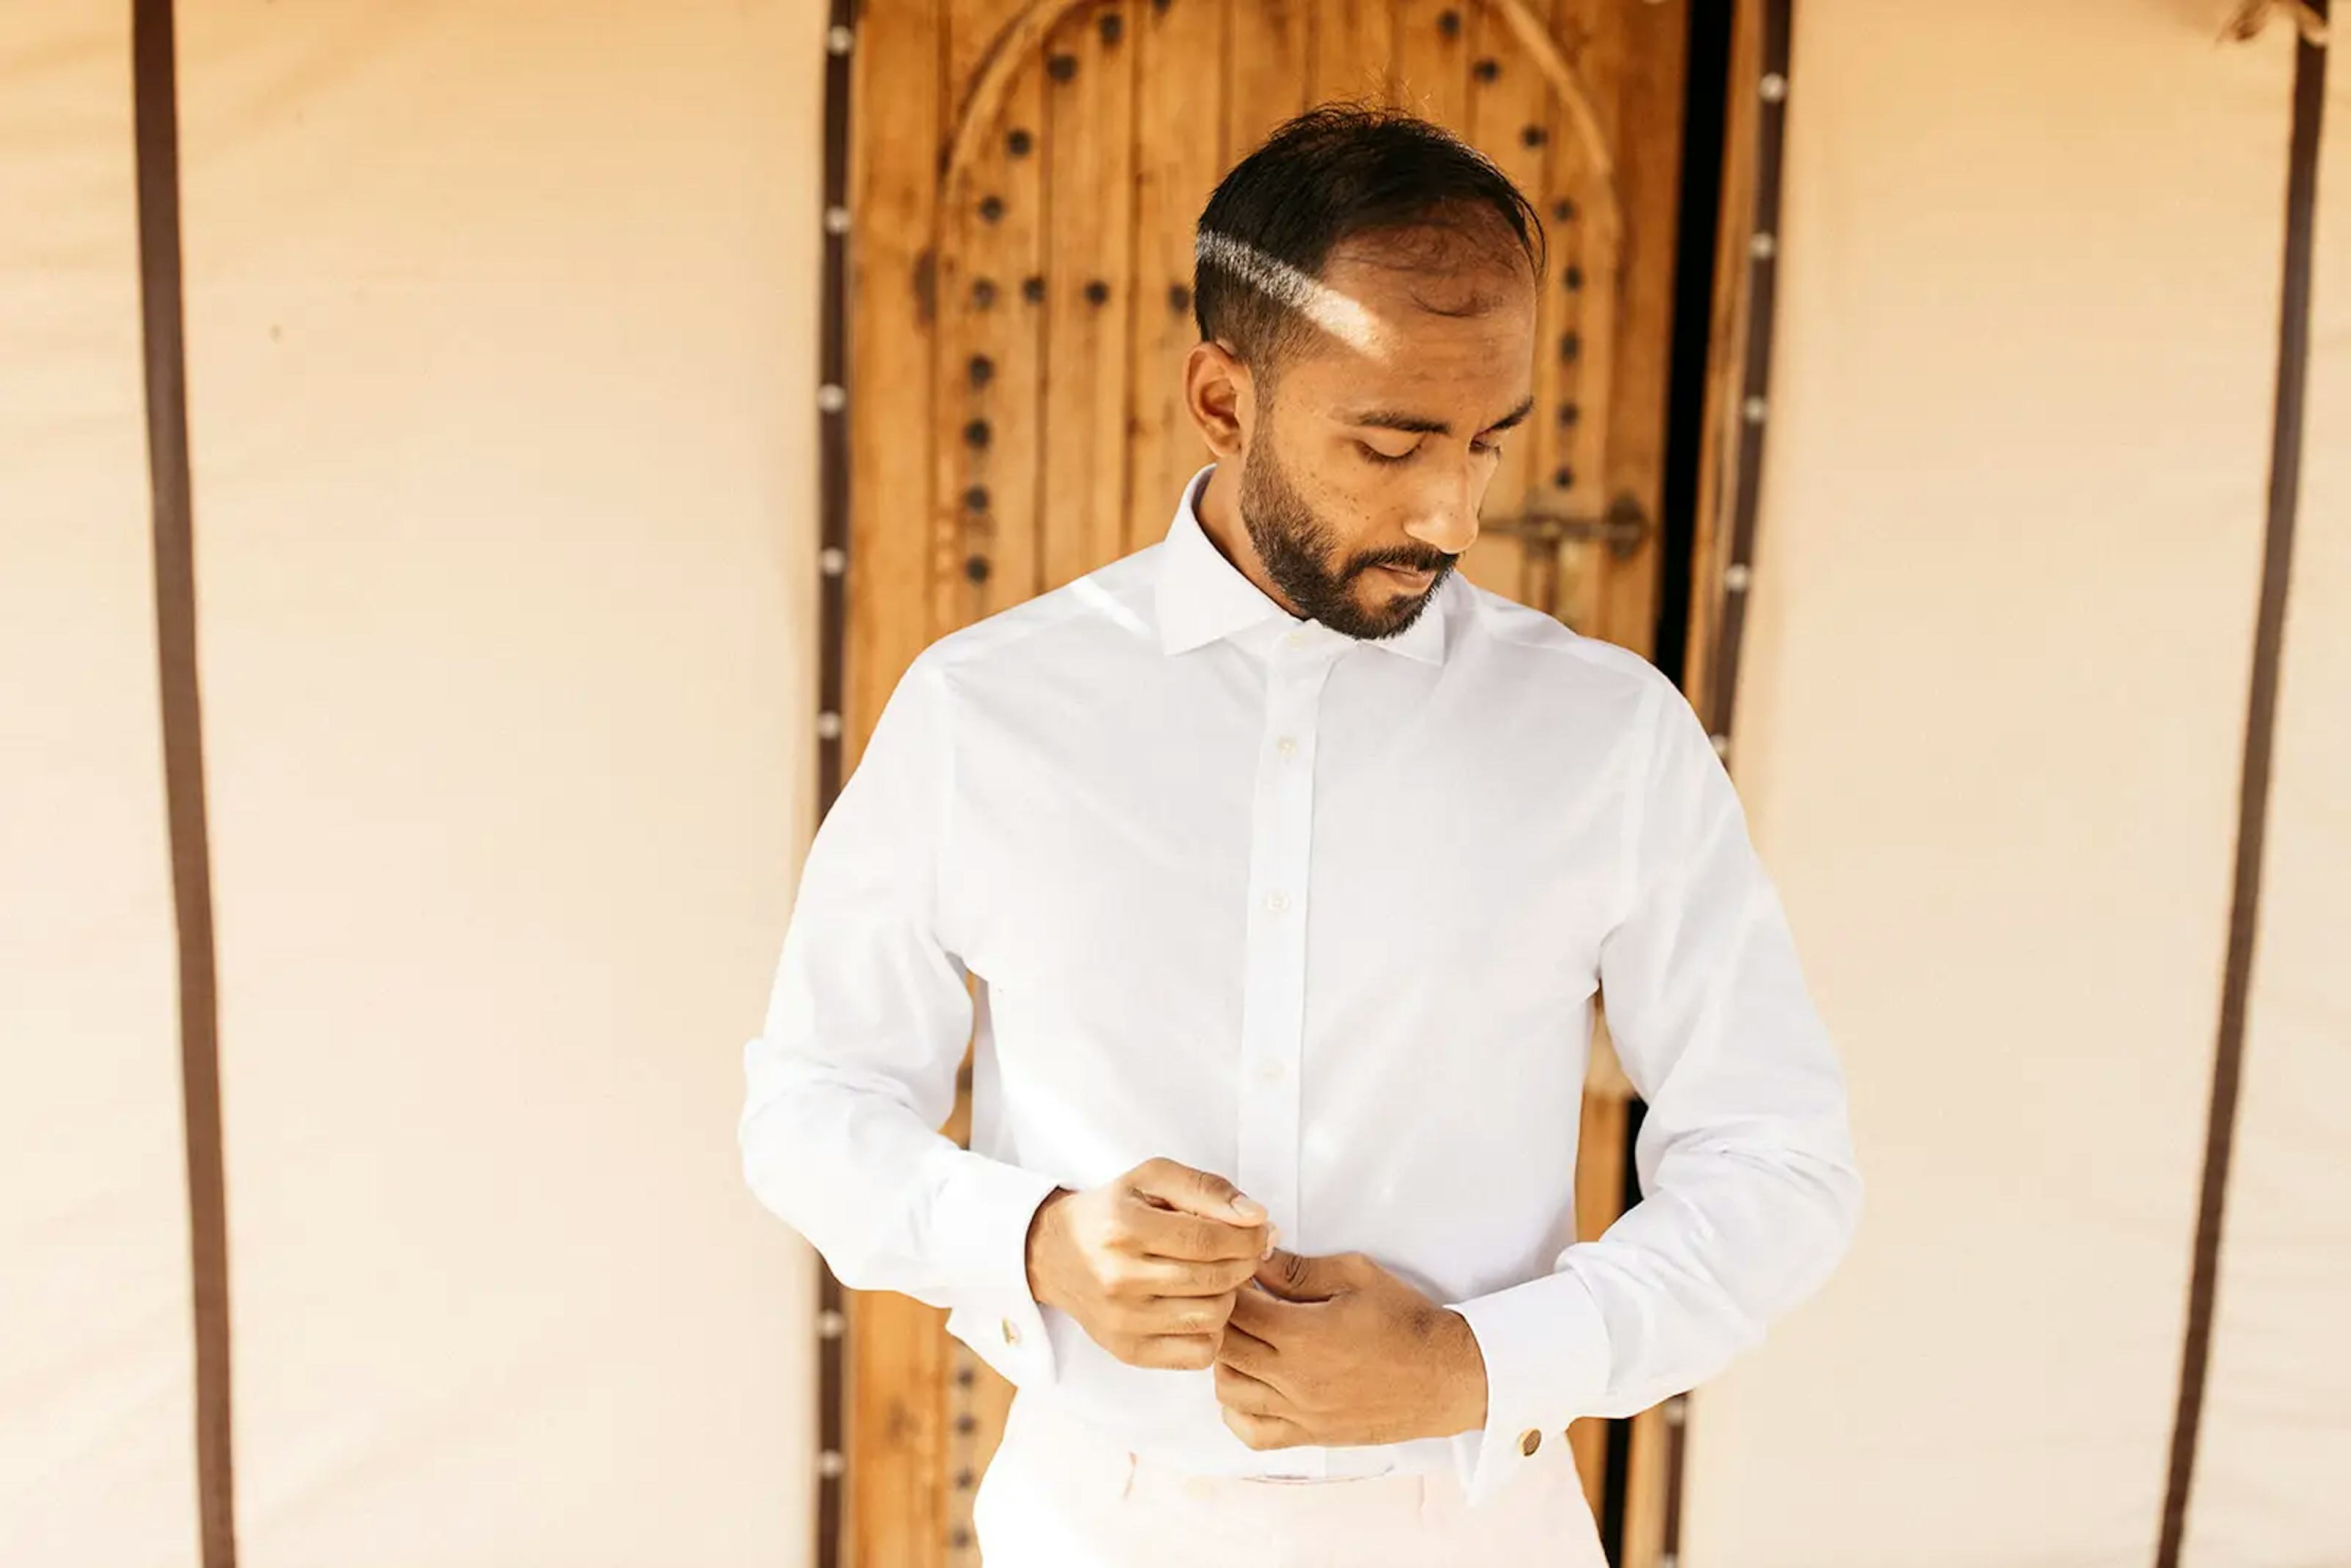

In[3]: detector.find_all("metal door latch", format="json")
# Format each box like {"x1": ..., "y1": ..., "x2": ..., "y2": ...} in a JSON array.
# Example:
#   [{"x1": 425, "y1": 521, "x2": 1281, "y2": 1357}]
[{"x1": 1478, "y1": 493, "x2": 1651, "y2": 560}]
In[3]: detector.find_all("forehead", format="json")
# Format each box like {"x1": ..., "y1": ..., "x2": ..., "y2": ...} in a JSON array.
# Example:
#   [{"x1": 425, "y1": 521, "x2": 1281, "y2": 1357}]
[{"x1": 1278, "y1": 238, "x2": 1537, "y2": 416}]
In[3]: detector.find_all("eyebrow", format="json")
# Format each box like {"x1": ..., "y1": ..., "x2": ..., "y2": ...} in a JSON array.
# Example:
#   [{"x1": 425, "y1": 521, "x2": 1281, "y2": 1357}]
[{"x1": 1341, "y1": 394, "x2": 1537, "y2": 438}]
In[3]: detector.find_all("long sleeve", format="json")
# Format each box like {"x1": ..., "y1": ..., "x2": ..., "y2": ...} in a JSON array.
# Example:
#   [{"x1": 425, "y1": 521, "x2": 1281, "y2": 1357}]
[
  {"x1": 737, "y1": 653, "x2": 1062, "y2": 1385},
  {"x1": 1445, "y1": 672, "x2": 1863, "y2": 1506}
]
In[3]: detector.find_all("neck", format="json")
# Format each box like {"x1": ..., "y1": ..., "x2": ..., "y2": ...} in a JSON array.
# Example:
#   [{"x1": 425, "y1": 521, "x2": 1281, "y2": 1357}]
[{"x1": 1194, "y1": 460, "x2": 1303, "y2": 619}]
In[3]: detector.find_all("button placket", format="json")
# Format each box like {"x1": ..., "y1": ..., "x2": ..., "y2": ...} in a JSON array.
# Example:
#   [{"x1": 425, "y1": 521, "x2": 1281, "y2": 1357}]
[{"x1": 1233, "y1": 632, "x2": 1337, "y2": 1246}]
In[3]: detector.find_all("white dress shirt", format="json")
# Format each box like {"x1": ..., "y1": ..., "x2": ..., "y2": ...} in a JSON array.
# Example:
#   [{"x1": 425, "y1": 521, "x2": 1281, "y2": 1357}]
[{"x1": 741, "y1": 465, "x2": 1861, "y2": 1508}]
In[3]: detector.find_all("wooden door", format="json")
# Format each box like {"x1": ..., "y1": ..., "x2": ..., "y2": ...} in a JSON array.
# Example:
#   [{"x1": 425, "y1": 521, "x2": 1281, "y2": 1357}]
[{"x1": 836, "y1": 2, "x2": 1690, "y2": 1562}]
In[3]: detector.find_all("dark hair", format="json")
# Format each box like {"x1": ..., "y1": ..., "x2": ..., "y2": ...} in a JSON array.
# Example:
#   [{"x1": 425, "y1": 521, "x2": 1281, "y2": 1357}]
[{"x1": 1191, "y1": 103, "x2": 1547, "y2": 377}]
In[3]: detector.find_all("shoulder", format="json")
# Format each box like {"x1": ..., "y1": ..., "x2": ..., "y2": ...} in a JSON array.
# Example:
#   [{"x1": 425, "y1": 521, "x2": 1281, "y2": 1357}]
[
  {"x1": 917, "y1": 544, "x2": 1161, "y2": 689},
  {"x1": 1453, "y1": 577, "x2": 1682, "y2": 719}
]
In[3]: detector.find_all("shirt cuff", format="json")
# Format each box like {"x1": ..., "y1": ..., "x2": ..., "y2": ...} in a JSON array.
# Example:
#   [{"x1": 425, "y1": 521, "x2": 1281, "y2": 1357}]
[
  {"x1": 1444, "y1": 1265, "x2": 1613, "y2": 1509},
  {"x1": 928, "y1": 1146, "x2": 1064, "y2": 1388}
]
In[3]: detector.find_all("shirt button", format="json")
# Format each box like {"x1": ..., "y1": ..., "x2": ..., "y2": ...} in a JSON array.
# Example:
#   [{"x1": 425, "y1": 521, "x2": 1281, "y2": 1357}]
[
  {"x1": 1264, "y1": 891, "x2": 1290, "y2": 913},
  {"x1": 1275, "y1": 736, "x2": 1298, "y2": 758},
  {"x1": 1519, "y1": 1428, "x2": 1542, "y2": 1457},
  {"x1": 1283, "y1": 629, "x2": 1307, "y2": 648},
  {"x1": 1256, "y1": 1060, "x2": 1285, "y2": 1084},
  {"x1": 1000, "y1": 1318, "x2": 1021, "y2": 1348}
]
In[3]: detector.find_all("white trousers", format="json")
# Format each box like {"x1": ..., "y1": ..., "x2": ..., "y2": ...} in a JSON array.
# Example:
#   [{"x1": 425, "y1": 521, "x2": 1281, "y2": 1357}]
[{"x1": 973, "y1": 1396, "x2": 1609, "y2": 1567}]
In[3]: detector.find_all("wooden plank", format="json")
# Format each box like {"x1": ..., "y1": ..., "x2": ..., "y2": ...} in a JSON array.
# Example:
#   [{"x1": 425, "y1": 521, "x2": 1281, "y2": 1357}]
[
  {"x1": 1536, "y1": 0, "x2": 1616, "y2": 639},
  {"x1": 936, "y1": 1057, "x2": 1002, "y2": 1567},
  {"x1": 1124, "y1": 0, "x2": 1228, "y2": 552},
  {"x1": 935, "y1": 56, "x2": 1051, "y2": 633},
  {"x1": 853, "y1": 1292, "x2": 952, "y2": 1568},
  {"x1": 1519, "y1": 0, "x2": 1604, "y2": 634},
  {"x1": 1581, "y1": 0, "x2": 1686, "y2": 654},
  {"x1": 948, "y1": 0, "x2": 1041, "y2": 113},
  {"x1": 1038, "y1": 0, "x2": 1139, "y2": 590},
  {"x1": 1224, "y1": 0, "x2": 1309, "y2": 164},
  {"x1": 947, "y1": 1342, "x2": 1019, "y2": 1566},
  {"x1": 847, "y1": 0, "x2": 945, "y2": 752},
  {"x1": 1570, "y1": 1052, "x2": 1632, "y2": 1519},
  {"x1": 1461, "y1": 0, "x2": 1552, "y2": 609},
  {"x1": 1392, "y1": 0, "x2": 1473, "y2": 138},
  {"x1": 846, "y1": 1, "x2": 948, "y2": 1562},
  {"x1": 1685, "y1": 0, "x2": 1763, "y2": 733},
  {"x1": 1309, "y1": 0, "x2": 1398, "y2": 105}
]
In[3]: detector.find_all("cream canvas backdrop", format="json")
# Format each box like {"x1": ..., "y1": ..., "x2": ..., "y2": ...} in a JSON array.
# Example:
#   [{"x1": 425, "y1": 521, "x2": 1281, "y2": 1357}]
[
  {"x1": 12, "y1": 2, "x2": 2345, "y2": 1566},
  {"x1": 3, "y1": 2, "x2": 827, "y2": 1564},
  {"x1": 1, "y1": 4, "x2": 195, "y2": 1562},
  {"x1": 1684, "y1": 2, "x2": 2344, "y2": 1566}
]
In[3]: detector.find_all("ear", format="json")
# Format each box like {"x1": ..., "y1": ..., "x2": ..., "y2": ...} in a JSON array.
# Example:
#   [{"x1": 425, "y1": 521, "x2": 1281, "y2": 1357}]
[{"x1": 1183, "y1": 339, "x2": 1256, "y2": 460}]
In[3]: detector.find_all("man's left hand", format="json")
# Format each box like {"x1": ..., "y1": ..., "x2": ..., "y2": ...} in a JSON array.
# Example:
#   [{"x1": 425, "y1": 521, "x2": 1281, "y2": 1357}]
[{"x1": 1212, "y1": 1248, "x2": 1488, "y2": 1450}]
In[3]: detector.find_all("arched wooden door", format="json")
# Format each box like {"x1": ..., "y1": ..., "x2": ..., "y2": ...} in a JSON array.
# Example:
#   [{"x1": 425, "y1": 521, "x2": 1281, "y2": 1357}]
[{"x1": 836, "y1": 2, "x2": 1690, "y2": 1562}]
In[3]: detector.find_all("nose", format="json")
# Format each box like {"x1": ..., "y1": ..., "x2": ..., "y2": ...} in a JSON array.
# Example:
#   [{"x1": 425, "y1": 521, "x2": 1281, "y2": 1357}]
[{"x1": 1404, "y1": 472, "x2": 1481, "y2": 558}]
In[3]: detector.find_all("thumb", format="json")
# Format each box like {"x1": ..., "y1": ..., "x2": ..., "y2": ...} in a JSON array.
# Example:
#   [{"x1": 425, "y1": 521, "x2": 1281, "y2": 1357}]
[
  {"x1": 1129, "y1": 1158, "x2": 1267, "y2": 1226},
  {"x1": 1255, "y1": 1248, "x2": 1352, "y2": 1302}
]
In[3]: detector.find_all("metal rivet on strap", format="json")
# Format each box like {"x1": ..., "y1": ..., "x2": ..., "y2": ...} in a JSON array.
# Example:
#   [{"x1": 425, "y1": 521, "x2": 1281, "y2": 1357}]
[
  {"x1": 1724, "y1": 563, "x2": 1752, "y2": 592},
  {"x1": 826, "y1": 24, "x2": 853, "y2": 55},
  {"x1": 819, "y1": 547, "x2": 846, "y2": 578},
  {"x1": 817, "y1": 1449, "x2": 845, "y2": 1479},
  {"x1": 817, "y1": 383, "x2": 847, "y2": 414},
  {"x1": 1760, "y1": 72, "x2": 1788, "y2": 102},
  {"x1": 823, "y1": 204, "x2": 850, "y2": 235},
  {"x1": 817, "y1": 711, "x2": 843, "y2": 741}
]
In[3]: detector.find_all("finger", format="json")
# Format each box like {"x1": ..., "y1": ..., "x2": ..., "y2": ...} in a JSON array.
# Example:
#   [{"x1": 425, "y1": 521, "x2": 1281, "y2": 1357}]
[
  {"x1": 1220, "y1": 1406, "x2": 1308, "y2": 1452},
  {"x1": 1127, "y1": 1158, "x2": 1268, "y2": 1226},
  {"x1": 1123, "y1": 1193, "x2": 1271, "y2": 1264},
  {"x1": 1104, "y1": 1250, "x2": 1265, "y2": 1298},
  {"x1": 1213, "y1": 1359, "x2": 1284, "y2": 1415},
  {"x1": 1226, "y1": 1281, "x2": 1314, "y2": 1340},
  {"x1": 1253, "y1": 1247, "x2": 1357, "y2": 1302},
  {"x1": 1212, "y1": 1317, "x2": 1280, "y2": 1378},
  {"x1": 1129, "y1": 1292, "x2": 1239, "y2": 1338},
  {"x1": 1127, "y1": 1334, "x2": 1219, "y2": 1371}
]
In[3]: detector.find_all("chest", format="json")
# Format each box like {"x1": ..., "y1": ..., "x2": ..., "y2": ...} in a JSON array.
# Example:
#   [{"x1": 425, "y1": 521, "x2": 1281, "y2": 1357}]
[{"x1": 947, "y1": 650, "x2": 1630, "y2": 1015}]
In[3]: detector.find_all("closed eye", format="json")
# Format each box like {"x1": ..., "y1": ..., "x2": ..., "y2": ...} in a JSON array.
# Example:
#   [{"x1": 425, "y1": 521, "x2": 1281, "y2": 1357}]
[{"x1": 1353, "y1": 433, "x2": 1509, "y2": 463}]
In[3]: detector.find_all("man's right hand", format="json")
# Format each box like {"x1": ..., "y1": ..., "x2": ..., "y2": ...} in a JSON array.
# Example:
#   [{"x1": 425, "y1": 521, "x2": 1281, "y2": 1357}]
[{"x1": 1024, "y1": 1157, "x2": 1275, "y2": 1371}]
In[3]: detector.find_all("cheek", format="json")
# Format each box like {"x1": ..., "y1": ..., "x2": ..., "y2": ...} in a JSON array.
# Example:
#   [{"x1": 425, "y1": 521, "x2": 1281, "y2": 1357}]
[{"x1": 1294, "y1": 463, "x2": 1387, "y2": 552}]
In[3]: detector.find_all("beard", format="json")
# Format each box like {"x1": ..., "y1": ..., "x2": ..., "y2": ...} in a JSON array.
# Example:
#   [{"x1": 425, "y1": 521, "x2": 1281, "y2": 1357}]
[{"x1": 1237, "y1": 437, "x2": 1457, "y2": 642}]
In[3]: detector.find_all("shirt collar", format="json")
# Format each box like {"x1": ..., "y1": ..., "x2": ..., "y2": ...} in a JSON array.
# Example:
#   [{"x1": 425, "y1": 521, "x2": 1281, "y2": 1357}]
[{"x1": 1153, "y1": 464, "x2": 1452, "y2": 666}]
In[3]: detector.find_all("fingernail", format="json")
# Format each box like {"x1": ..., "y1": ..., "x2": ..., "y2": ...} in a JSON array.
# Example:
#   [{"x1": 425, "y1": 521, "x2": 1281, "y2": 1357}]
[
  {"x1": 1232, "y1": 1194, "x2": 1267, "y2": 1222},
  {"x1": 1262, "y1": 1225, "x2": 1280, "y2": 1259}
]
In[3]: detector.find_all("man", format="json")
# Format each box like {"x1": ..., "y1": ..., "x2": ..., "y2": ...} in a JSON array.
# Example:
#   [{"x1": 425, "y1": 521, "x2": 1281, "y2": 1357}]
[{"x1": 740, "y1": 107, "x2": 1860, "y2": 1564}]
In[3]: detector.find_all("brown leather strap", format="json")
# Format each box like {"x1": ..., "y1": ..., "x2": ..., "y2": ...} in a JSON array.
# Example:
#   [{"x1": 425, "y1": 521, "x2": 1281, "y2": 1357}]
[
  {"x1": 2155, "y1": 10, "x2": 2330, "y2": 1565},
  {"x1": 816, "y1": 4, "x2": 857, "y2": 1566},
  {"x1": 131, "y1": 2, "x2": 237, "y2": 1562}
]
